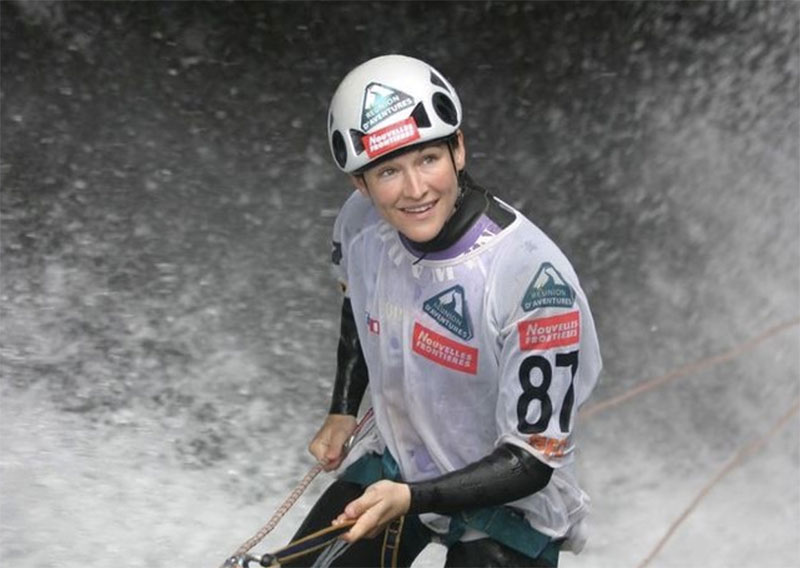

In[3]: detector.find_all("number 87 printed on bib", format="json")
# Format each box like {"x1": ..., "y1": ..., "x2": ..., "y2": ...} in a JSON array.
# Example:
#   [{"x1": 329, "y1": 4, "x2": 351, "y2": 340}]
[{"x1": 506, "y1": 309, "x2": 583, "y2": 463}]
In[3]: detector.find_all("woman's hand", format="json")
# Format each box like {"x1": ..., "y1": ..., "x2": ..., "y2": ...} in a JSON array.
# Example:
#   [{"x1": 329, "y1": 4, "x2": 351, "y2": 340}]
[
  {"x1": 308, "y1": 414, "x2": 357, "y2": 471},
  {"x1": 332, "y1": 480, "x2": 411, "y2": 542}
]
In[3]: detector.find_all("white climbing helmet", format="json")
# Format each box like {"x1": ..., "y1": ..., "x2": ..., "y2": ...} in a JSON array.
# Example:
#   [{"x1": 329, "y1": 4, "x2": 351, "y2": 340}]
[{"x1": 327, "y1": 54, "x2": 462, "y2": 173}]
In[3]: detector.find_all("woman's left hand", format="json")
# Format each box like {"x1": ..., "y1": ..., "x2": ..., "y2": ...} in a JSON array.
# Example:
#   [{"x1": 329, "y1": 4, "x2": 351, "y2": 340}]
[{"x1": 332, "y1": 480, "x2": 411, "y2": 542}]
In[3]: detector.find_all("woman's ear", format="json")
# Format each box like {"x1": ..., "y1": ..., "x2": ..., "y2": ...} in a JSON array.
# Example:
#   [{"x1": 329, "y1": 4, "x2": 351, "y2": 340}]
[
  {"x1": 349, "y1": 174, "x2": 369, "y2": 197},
  {"x1": 454, "y1": 130, "x2": 466, "y2": 172}
]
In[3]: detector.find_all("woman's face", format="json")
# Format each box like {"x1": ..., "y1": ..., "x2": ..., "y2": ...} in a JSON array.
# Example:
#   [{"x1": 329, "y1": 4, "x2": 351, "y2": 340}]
[{"x1": 351, "y1": 131, "x2": 466, "y2": 243}]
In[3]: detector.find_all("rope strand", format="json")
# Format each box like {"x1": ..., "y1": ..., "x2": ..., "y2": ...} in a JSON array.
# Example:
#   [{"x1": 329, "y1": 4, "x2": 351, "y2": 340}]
[
  {"x1": 636, "y1": 399, "x2": 800, "y2": 568},
  {"x1": 223, "y1": 409, "x2": 375, "y2": 565},
  {"x1": 232, "y1": 462, "x2": 325, "y2": 558},
  {"x1": 580, "y1": 317, "x2": 800, "y2": 420}
]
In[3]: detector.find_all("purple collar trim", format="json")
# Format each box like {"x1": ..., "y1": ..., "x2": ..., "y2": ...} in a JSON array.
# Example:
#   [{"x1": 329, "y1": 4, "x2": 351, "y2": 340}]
[{"x1": 400, "y1": 214, "x2": 502, "y2": 261}]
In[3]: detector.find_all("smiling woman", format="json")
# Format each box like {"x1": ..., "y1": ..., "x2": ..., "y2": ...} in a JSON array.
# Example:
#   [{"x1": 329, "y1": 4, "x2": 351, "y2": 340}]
[{"x1": 275, "y1": 54, "x2": 603, "y2": 568}]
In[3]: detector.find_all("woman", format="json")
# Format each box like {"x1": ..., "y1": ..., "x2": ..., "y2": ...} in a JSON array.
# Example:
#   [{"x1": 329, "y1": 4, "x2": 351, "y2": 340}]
[{"x1": 289, "y1": 54, "x2": 602, "y2": 567}]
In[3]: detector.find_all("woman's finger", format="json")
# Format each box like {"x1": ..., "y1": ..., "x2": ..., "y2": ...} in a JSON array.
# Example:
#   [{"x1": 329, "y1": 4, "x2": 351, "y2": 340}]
[
  {"x1": 343, "y1": 489, "x2": 376, "y2": 519},
  {"x1": 342, "y1": 504, "x2": 384, "y2": 542}
]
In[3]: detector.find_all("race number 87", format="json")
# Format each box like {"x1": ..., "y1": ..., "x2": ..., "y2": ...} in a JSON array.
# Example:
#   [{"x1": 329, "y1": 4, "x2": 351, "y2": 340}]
[{"x1": 516, "y1": 351, "x2": 579, "y2": 434}]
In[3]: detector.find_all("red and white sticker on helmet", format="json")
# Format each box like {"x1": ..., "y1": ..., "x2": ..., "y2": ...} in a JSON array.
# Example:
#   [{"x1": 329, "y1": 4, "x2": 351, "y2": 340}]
[{"x1": 362, "y1": 117, "x2": 421, "y2": 159}]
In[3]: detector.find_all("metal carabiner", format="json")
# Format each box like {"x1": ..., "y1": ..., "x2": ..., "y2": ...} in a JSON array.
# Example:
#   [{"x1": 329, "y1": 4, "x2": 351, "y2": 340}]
[{"x1": 221, "y1": 553, "x2": 276, "y2": 568}]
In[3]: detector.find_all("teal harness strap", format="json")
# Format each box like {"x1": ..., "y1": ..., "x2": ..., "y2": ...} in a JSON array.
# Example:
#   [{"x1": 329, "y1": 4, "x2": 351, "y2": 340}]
[
  {"x1": 445, "y1": 508, "x2": 560, "y2": 565},
  {"x1": 339, "y1": 452, "x2": 561, "y2": 565},
  {"x1": 340, "y1": 450, "x2": 402, "y2": 485}
]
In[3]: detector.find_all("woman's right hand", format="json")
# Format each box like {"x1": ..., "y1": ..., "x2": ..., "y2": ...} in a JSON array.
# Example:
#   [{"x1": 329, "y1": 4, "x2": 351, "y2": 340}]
[{"x1": 308, "y1": 414, "x2": 358, "y2": 471}]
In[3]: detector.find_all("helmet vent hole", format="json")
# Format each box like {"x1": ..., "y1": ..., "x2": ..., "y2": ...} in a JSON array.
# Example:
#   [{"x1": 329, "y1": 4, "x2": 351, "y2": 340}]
[
  {"x1": 332, "y1": 130, "x2": 347, "y2": 168},
  {"x1": 432, "y1": 93, "x2": 458, "y2": 126},
  {"x1": 430, "y1": 71, "x2": 451, "y2": 93},
  {"x1": 349, "y1": 129, "x2": 365, "y2": 155},
  {"x1": 410, "y1": 103, "x2": 431, "y2": 128}
]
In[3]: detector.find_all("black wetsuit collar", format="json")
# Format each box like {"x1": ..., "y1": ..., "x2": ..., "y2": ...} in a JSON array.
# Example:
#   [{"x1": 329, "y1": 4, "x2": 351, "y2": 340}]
[{"x1": 404, "y1": 172, "x2": 491, "y2": 254}]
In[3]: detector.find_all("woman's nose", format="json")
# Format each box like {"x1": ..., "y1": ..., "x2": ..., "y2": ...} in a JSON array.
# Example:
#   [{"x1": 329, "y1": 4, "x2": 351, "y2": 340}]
[{"x1": 403, "y1": 170, "x2": 425, "y2": 200}]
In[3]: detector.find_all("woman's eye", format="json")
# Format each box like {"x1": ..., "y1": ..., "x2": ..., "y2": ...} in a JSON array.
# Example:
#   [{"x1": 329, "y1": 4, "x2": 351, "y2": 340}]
[{"x1": 378, "y1": 167, "x2": 396, "y2": 178}]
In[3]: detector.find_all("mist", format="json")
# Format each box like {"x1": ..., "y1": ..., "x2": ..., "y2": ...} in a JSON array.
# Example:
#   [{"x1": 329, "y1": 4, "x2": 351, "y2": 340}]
[{"x1": 1, "y1": 2, "x2": 798, "y2": 567}]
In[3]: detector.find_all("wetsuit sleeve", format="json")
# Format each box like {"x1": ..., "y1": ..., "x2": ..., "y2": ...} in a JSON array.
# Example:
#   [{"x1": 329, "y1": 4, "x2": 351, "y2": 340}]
[
  {"x1": 328, "y1": 192, "x2": 371, "y2": 415},
  {"x1": 328, "y1": 297, "x2": 369, "y2": 416},
  {"x1": 407, "y1": 443, "x2": 552, "y2": 515}
]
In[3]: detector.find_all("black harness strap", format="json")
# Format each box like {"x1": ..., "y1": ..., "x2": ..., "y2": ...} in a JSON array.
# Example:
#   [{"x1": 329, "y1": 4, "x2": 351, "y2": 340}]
[
  {"x1": 254, "y1": 515, "x2": 404, "y2": 568},
  {"x1": 257, "y1": 522, "x2": 355, "y2": 566}
]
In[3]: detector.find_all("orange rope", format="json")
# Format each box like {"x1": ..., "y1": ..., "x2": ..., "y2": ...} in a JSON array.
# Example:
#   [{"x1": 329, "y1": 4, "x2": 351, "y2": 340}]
[
  {"x1": 636, "y1": 399, "x2": 800, "y2": 568},
  {"x1": 580, "y1": 317, "x2": 800, "y2": 421},
  {"x1": 224, "y1": 409, "x2": 375, "y2": 565},
  {"x1": 232, "y1": 462, "x2": 325, "y2": 558},
  {"x1": 575, "y1": 317, "x2": 799, "y2": 567}
]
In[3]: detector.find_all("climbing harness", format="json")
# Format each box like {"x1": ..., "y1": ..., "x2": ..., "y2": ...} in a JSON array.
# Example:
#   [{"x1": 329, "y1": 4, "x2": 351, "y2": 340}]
[
  {"x1": 339, "y1": 450, "x2": 560, "y2": 564},
  {"x1": 220, "y1": 409, "x2": 375, "y2": 568},
  {"x1": 380, "y1": 516, "x2": 406, "y2": 568}
]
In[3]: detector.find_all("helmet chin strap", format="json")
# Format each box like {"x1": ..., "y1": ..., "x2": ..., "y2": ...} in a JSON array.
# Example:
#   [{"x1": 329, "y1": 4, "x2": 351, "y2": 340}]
[
  {"x1": 447, "y1": 142, "x2": 466, "y2": 217},
  {"x1": 406, "y1": 183, "x2": 488, "y2": 262},
  {"x1": 409, "y1": 150, "x2": 461, "y2": 265}
]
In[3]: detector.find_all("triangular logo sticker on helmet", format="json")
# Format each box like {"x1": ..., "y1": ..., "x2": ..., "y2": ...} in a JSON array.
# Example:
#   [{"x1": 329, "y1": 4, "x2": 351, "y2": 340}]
[
  {"x1": 423, "y1": 285, "x2": 473, "y2": 340},
  {"x1": 521, "y1": 263, "x2": 576, "y2": 311},
  {"x1": 361, "y1": 82, "x2": 415, "y2": 132}
]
